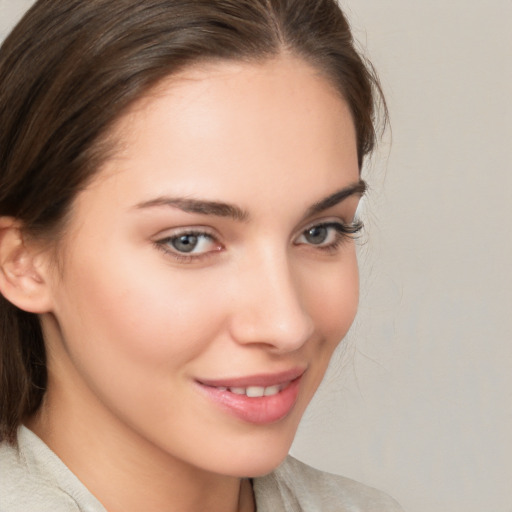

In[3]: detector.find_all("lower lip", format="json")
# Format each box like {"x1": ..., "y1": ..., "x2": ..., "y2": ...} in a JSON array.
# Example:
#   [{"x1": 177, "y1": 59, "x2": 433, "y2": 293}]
[{"x1": 197, "y1": 377, "x2": 302, "y2": 425}]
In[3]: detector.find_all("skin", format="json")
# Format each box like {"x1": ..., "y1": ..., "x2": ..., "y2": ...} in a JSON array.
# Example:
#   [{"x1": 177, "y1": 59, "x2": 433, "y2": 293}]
[{"x1": 27, "y1": 55, "x2": 362, "y2": 512}]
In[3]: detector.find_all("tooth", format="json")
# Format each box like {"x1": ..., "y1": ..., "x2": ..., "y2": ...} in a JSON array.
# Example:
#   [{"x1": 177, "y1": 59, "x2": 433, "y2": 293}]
[
  {"x1": 246, "y1": 386, "x2": 265, "y2": 397},
  {"x1": 217, "y1": 386, "x2": 227, "y2": 391},
  {"x1": 230, "y1": 387, "x2": 246, "y2": 395},
  {"x1": 264, "y1": 385, "x2": 280, "y2": 396}
]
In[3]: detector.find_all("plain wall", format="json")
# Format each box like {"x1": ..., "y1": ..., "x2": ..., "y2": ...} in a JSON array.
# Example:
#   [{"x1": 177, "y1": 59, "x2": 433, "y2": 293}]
[{"x1": 1, "y1": 1, "x2": 511, "y2": 511}]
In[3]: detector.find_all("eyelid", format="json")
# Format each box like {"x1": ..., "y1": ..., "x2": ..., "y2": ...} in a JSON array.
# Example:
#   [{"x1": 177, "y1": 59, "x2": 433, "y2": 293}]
[
  {"x1": 298, "y1": 217, "x2": 363, "y2": 237},
  {"x1": 152, "y1": 224, "x2": 217, "y2": 239}
]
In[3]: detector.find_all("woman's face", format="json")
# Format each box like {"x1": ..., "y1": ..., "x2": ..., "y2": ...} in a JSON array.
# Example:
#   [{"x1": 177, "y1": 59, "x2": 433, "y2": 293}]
[{"x1": 40, "y1": 56, "x2": 362, "y2": 477}]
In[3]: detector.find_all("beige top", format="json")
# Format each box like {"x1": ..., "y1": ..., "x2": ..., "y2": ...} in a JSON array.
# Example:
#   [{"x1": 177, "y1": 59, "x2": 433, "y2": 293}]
[{"x1": 0, "y1": 427, "x2": 403, "y2": 511}]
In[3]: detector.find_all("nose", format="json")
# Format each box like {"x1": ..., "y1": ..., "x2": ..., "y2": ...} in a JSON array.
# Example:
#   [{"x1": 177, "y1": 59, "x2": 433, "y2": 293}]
[{"x1": 227, "y1": 249, "x2": 315, "y2": 353}]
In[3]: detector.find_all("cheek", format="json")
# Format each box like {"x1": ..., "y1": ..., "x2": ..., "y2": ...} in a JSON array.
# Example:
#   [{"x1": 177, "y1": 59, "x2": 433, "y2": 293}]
[
  {"x1": 296, "y1": 253, "x2": 359, "y2": 404},
  {"x1": 49, "y1": 249, "x2": 235, "y2": 430},
  {"x1": 52, "y1": 245, "x2": 230, "y2": 375},
  {"x1": 305, "y1": 254, "x2": 359, "y2": 347}
]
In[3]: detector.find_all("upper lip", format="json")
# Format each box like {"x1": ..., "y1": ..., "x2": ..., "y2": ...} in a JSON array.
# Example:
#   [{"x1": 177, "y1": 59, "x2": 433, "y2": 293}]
[{"x1": 197, "y1": 367, "x2": 306, "y2": 388}]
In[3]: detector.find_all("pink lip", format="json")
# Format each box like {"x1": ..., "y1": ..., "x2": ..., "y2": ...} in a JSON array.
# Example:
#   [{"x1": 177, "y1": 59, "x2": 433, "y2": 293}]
[{"x1": 196, "y1": 367, "x2": 306, "y2": 425}]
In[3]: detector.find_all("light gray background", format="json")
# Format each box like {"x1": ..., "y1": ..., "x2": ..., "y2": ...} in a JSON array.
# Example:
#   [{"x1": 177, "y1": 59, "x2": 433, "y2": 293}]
[{"x1": 1, "y1": 1, "x2": 511, "y2": 511}]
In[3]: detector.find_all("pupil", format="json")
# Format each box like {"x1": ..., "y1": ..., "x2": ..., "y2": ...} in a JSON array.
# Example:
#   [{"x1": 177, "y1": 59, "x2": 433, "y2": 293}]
[
  {"x1": 306, "y1": 226, "x2": 327, "y2": 244},
  {"x1": 172, "y1": 234, "x2": 198, "y2": 253}
]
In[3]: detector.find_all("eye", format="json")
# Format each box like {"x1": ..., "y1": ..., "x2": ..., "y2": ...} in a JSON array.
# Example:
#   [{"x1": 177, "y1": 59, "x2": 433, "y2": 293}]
[
  {"x1": 170, "y1": 233, "x2": 207, "y2": 253},
  {"x1": 295, "y1": 221, "x2": 363, "y2": 250},
  {"x1": 155, "y1": 229, "x2": 222, "y2": 260},
  {"x1": 301, "y1": 225, "x2": 334, "y2": 245}
]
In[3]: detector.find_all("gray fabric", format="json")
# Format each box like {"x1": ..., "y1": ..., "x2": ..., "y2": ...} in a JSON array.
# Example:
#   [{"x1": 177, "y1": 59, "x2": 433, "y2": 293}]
[
  {"x1": 254, "y1": 455, "x2": 404, "y2": 511},
  {"x1": 0, "y1": 427, "x2": 403, "y2": 511},
  {"x1": 0, "y1": 428, "x2": 104, "y2": 512}
]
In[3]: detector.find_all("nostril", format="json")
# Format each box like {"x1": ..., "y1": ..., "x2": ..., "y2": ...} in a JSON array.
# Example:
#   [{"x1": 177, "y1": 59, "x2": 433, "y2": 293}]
[{"x1": 229, "y1": 296, "x2": 314, "y2": 352}]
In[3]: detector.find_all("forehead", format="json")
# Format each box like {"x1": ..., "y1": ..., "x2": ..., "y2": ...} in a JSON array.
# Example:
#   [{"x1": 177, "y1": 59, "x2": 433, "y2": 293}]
[{"x1": 82, "y1": 55, "x2": 359, "y2": 214}]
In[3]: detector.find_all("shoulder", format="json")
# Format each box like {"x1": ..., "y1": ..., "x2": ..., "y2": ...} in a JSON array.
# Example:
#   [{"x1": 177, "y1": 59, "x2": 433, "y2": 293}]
[
  {"x1": 0, "y1": 427, "x2": 104, "y2": 512},
  {"x1": 253, "y1": 455, "x2": 404, "y2": 512},
  {"x1": 0, "y1": 438, "x2": 74, "y2": 512}
]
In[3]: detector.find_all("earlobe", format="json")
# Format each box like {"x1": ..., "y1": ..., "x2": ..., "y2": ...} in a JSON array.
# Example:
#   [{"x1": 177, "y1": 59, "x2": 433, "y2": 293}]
[{"x1": 0, "y1": 217, "x2": 53, "y2": 314}]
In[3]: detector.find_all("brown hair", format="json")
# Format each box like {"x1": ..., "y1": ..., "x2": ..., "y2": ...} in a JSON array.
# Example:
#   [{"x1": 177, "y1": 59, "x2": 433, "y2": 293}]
[{"x1": 0, "y1": 0, "x2": 386, "y2": 443}]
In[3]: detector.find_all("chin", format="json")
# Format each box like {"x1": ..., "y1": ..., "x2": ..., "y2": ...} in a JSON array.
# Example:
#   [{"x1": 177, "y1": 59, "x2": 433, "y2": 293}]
[
  {"x1": 206, "y1": 393, "x2": 313, "y2": 477},
  {"x1": 216, "y1": 451, "x2": 291, "y2": 479},
  {"x1": 207, "y1": 421, "x2": 300, "y2": 478}
]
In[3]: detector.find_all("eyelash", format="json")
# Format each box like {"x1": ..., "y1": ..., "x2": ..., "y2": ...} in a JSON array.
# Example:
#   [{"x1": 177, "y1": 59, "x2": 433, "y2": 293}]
[
  {"x1": 296, "y1": 220, "x2": 364, "y2": 253},
  {"x1": 154, "y1": 220, "x2": 364, "y2": 264}
]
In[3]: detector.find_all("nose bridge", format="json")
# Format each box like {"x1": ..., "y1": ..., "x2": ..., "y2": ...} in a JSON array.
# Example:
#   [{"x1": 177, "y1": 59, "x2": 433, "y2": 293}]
[{"x1": 229, "y1": 245, "x2": 314, "y2": 351}]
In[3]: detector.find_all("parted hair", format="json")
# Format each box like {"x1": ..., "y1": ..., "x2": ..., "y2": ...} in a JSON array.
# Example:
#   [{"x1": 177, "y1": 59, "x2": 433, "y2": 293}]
[{"x1": 0, "y1": 0, "x2": 386, "y2": 443}]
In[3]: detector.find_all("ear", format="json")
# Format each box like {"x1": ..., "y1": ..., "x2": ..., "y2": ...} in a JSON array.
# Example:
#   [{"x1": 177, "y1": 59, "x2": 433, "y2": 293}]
[{"x1": 0, "y1": 217, "x2": 53, "y2": 314}]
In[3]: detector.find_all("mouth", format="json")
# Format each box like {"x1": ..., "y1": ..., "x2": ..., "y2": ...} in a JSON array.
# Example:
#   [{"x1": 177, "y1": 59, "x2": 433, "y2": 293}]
[{"x1": 196, "y1": 368, "x2": 305, "y2": 425}]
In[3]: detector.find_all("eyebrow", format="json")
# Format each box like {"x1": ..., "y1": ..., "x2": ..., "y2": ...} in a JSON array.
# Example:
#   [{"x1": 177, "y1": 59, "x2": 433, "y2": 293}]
[
  {"x1": 135, "y1": 196, "x2": 249, "y2": 221},
  {"x1": 304, "y1": 179, "x2": 366, "y2": 218},
  {"x1": 134, "y1": 179, "x2": 366, "y2": 221}
]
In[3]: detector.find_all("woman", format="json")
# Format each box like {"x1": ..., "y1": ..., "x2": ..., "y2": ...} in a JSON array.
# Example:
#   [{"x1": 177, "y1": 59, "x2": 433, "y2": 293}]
[{"x1": 0, "y1": 0, "x2": 402, "y2": 510}]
